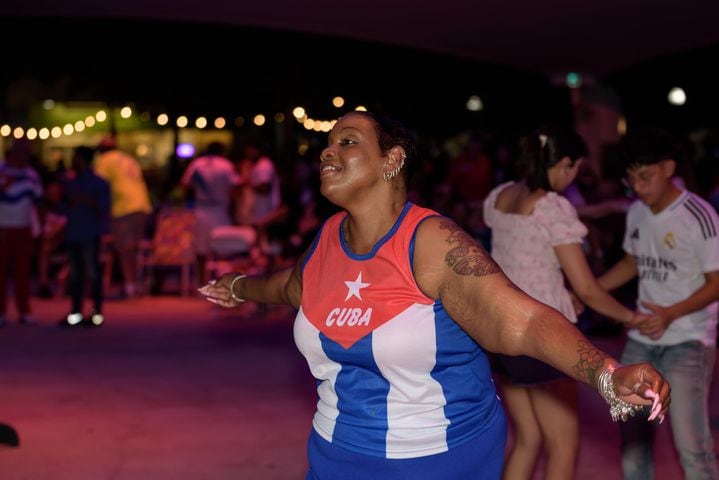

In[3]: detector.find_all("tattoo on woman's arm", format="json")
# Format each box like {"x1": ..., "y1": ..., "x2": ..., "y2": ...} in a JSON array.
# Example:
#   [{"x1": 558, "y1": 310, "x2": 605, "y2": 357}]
[
  {"x1": 440, "y1": 221, "x2": 500, "y2": 277},
  {"x1": 572, "y1": 340, "x2": 608, "y2": 385}
]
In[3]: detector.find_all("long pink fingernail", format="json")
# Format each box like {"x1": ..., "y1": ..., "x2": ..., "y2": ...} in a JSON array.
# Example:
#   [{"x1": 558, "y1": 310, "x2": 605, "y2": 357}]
[
  {"x1": 648, "y1": 400, "x2": 658, "y2": 421},
  {"x1": 644, "y1": 389, "x2": 660, "y2": 419},
  {"x1": 648, "y1": 408, "x2": 657, "y2": 421},
  {"x1": 649, "y1": 401, "x2": 664, "y2": 422}
]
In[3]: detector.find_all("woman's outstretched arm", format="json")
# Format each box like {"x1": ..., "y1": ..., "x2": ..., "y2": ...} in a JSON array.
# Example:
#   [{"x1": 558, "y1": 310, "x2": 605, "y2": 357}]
[
  {"x1": 199, "y1": 251, "x2": 306, "y2": 309},
  {"x1": 412, "y1": 216, "x2": 670, "y2": 418}
]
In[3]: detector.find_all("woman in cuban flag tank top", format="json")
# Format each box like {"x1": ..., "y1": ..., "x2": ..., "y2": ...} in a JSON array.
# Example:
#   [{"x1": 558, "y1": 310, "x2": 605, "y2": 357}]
[{"x1": 198, "y1": 111, "x2": 671, "y2": 479}]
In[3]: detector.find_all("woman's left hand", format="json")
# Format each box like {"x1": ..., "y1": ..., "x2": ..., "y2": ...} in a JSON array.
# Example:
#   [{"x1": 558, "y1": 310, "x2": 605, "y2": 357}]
[{"x1": 613, "y1": 362, "x2": 671, "y2": 421}]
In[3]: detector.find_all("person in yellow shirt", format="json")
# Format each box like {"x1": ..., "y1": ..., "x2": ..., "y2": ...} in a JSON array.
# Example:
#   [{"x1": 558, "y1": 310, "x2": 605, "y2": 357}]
[{"x1": 95, "y1": 136, "x2": 152, "y2": 298}]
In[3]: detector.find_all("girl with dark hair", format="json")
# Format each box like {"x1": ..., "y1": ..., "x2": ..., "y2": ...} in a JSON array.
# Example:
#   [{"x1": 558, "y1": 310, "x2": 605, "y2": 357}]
[{"x1": 483, "y1": 124, "x2": 648, "y2": 479}]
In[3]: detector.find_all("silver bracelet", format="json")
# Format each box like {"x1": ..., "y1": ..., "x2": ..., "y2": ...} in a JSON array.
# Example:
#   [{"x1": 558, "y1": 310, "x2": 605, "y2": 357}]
[
  {"x1": 229, "y1": 275, "x2": 246, "y2": 303},
  {"x1": 597, "y1": 363, "x2": 643, "y2": 422}
]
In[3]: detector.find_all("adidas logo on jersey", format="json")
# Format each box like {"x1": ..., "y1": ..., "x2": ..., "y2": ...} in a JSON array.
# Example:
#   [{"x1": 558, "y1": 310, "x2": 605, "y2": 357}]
[{"x1": 326, "y1": 307, "x2": 373, "y2": 327}]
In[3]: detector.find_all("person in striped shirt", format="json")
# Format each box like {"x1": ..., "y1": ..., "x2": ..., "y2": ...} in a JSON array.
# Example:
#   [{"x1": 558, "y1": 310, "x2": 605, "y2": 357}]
[
  {"x1": 599, "y1": 127, "x2": 719, "y2": 480},
  {"x1": 0, "y1": 138, "x2": 43, "y2": 326}
]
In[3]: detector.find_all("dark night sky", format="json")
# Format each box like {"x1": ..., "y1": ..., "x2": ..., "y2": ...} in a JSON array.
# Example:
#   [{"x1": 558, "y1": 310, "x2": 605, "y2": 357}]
[{"x1": 0, "y1": 15, "x2": 717, "y2": 137}]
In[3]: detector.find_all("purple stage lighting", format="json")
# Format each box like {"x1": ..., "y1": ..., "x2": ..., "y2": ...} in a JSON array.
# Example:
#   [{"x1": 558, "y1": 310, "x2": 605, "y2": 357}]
[{"x1": 176, "y1": 143, "x2": 195, "y2": 158}]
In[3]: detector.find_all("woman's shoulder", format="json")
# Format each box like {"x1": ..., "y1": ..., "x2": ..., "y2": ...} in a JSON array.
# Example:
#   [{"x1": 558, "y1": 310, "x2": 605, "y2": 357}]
[
  {"x1": 536, "y1": 191, "x2": 578, "y2": 216},
  {"x1": 412, "y1": 214, "x2": 468, "y2": 254},
  {"x1": 486, "y1": 181, "x2": 516, "y2": 205},
  {"x1": 483, "y1": 181, "x2": 517, "y2": 224},
  {"x1": 535, "y1": 192, "x2": 588, "y2": 243}
]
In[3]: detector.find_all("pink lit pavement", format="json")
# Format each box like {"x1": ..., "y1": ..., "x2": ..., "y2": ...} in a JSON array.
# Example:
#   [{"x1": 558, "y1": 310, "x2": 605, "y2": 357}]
[{"x1": 1, "y1": 295, "x2": 717, "y2": 479}]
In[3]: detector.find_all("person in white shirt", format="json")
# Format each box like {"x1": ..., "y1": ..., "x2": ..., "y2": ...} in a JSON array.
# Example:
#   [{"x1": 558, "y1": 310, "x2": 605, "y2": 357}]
[
  {"x1": 236, "y1": 140, "x2": 283, "y2": 271},
  {"x1": 599, "y1": 127, "x2": 719, "y2": 480},
  {"x1": 181, "y1": 141, "x2": 240, "y2": 281}
]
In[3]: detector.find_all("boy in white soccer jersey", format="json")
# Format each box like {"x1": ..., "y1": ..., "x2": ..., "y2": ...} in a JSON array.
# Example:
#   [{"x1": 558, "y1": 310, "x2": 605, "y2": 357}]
[{"x1": 599, "y1": 128, "x2": 719, "y2": 480}]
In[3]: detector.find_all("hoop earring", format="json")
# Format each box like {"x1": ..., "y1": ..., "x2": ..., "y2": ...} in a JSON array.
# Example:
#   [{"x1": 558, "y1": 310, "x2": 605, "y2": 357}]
[{"x1": 383, "y1": 153, "x2": 406, "y2": 182}]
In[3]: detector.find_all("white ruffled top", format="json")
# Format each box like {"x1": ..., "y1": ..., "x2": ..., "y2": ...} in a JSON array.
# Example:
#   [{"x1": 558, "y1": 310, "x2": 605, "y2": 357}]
[{"x1": 483, "y1": 181, "x2": 588, "y2": 323}]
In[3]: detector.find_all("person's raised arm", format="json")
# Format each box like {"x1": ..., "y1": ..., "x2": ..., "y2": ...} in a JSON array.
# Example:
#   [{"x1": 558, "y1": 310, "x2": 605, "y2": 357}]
[
  {"x1": 412, "y1": 216, "x2": 670, "y2": 419},
  {"x1": 575, "y1": 198, "x2": 629, "y2": 220},
  {"x1": 555, "y1": 243, "x2": 641, "y2": 326},
  {"x1": 598, "y1": 253, "x2": 638, "y2": 291}
]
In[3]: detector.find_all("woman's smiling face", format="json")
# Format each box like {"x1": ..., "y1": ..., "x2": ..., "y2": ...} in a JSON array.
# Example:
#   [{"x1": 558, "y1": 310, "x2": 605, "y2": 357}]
[{"x1": 319, "y1": 113, "x2": 385, "y2": 205}]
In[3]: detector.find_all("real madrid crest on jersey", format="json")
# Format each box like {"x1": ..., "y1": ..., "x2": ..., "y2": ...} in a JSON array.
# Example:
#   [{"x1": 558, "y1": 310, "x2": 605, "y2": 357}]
[{"x1": 663, "y1": 231, "x2": 676, "y2": 249}]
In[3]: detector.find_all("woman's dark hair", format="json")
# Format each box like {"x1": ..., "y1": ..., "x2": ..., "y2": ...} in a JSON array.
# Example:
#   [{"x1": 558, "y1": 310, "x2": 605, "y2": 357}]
[
  {"x1": 517, "y1": 124, "x2": 588, "y2": 192},
  {"x1": 350, "y1": 111, "x2": 417, "y2": 187}
]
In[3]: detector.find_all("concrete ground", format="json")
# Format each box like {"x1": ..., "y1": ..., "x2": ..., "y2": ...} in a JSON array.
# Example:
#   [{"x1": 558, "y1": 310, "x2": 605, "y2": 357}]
[{"x1": 1, "y1": 294, "x2": 717, "y2": 479}]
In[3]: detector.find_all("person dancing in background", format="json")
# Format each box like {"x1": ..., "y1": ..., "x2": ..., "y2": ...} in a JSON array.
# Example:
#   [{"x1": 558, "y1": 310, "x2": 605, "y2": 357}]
[
  {"x1": 483, "y1": 124, "x2": 649, "y2": 479},
  {"x1": 599, "y1": 128, "x2": 719, "y2": 480},
  {"x1": 199, "y1": 111, "x2": 670, "y2": 479},
  {"x1": 94, "y1": 136, "x2": 152, "y2": 299},
  {"x1": 180, "y1": 141, "x2": 240, "y2": 282}
]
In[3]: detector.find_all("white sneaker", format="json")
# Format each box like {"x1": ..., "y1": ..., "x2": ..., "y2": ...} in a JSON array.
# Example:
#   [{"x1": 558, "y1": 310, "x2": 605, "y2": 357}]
[
  {"x1": 90, "y1": 312, "x2": 104, "y2": 326},
  {"x1": 66, "y1": 312, "x2": 83, "y2": 326}
]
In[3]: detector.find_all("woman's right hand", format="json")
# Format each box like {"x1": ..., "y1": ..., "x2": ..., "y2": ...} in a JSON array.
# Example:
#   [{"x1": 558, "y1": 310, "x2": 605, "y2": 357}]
[{"x1": 198, "y1": 273, "x2": 245, "y2": 308}]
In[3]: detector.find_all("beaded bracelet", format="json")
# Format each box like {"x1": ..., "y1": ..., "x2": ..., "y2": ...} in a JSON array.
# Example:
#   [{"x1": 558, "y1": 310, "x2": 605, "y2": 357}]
[
  {"x1": 229, "y1": 275, "x2": 247, "y2": 303},
  {"x1": 597, "y1": 363, "x2": 644, "y2": 422}
]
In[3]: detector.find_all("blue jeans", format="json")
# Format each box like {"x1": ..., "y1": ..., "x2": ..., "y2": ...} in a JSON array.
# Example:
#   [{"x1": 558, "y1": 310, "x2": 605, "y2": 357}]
[
  {"x1": 620, "y1": 338, "x2": 718, "y2": 480},
  {"x1": 66, "y1": 238, "x2": 103, "y2": 315}
]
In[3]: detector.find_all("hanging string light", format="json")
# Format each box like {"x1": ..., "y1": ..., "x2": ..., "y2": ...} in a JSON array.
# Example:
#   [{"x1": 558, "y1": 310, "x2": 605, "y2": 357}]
[{"x1": 0, "y1": 97, "x2": 371, "y2": 141}]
